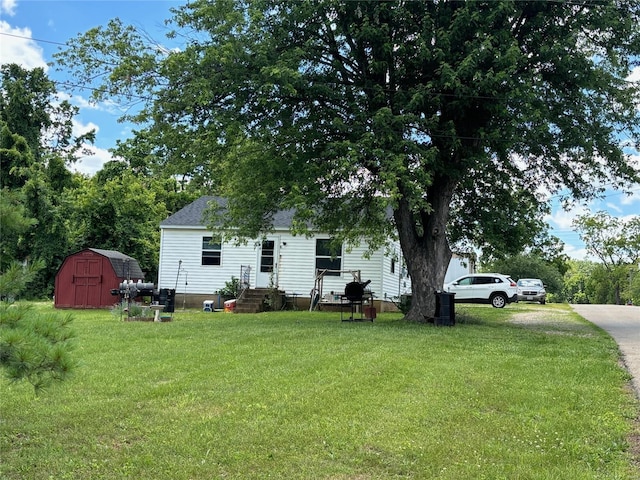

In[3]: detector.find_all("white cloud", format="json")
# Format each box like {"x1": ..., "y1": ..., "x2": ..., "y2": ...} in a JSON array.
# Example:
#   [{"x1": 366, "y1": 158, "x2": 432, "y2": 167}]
[
  {"x1": 0, "y1": 20, "x2": 48, "y2": 70},
  {"x1": 72, "y1": 144, "x2": 114, "y2": 176},
  {"x1": 605, "y1": 202, "x2": 623, "y2": 213},
  {"x1": 547, "y1": 204, "x2": 589, "y2": 230},
  {"x1": 563, "y1": 244, "x2": 589, "y2": 261},
  {"x1": 1, "y1": 0, "x2": 17, "y2": 16},
  {"x1": 628, "y1": 66, "x2": 640, "y2": 83},
  {"x1": 70, "y1": 119, "x2": 114, "y2": 176},
  {"x1": 72, "y1": 118, "x2": 99, "y2": 138}
]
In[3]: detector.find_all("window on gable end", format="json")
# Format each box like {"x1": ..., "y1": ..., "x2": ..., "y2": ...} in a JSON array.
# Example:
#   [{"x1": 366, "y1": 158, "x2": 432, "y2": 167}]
[{"x1": 202, "y1": 236, "x2": 222, "y2": 266}]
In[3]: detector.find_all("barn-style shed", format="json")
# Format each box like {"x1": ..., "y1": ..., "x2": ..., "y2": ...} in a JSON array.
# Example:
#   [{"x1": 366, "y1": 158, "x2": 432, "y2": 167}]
[{"x1": 54, "y1": 248, "x2": 145, "y2": 308}]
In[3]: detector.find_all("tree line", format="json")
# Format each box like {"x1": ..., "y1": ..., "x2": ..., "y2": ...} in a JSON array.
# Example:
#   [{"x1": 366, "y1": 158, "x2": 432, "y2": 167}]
[
  {"x1": 3, "y1": 0, "x2": 640, "y2": 313},
  {"x1": 1, "y1": 64, "x2": 201, "y2": 300},
  {"x1": 2, "y1": 65, "x2": 639, "y2": 306}
]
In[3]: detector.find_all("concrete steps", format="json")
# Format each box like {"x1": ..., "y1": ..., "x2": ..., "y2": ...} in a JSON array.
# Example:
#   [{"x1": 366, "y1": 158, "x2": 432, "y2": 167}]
[{"x1": 235, "y1": 288, "x2": 285, "y2": 313}]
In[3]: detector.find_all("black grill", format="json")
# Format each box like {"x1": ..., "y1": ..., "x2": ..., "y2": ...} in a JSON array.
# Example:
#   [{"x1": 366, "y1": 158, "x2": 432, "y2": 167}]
[
  {"x1": 341, "y1": 280, "x2": 372, "y2": 321},
  {"x1": 344, "y1": 280, "x2": 370, "y2": 302}
]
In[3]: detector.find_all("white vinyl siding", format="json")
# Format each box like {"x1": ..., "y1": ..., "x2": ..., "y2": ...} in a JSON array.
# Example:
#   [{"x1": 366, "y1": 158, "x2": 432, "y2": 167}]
[{"x1": 159, "y1": 225, "x2": 471, "y2": 302}]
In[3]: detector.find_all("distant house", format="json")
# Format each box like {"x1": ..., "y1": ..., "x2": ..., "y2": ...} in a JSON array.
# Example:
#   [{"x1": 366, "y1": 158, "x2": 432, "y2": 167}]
[
  {"x1": 55, "y1": 248, "x2": 145, "y2": 308},
  {"x1": 157, "y1": 196, "x2": 473, "y2": 311}
]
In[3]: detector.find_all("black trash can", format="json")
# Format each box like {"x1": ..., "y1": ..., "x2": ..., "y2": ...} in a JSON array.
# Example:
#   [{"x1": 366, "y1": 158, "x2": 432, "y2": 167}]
[
  {"x1": 435, "y1": 291, "x2": 456, "y2": 326},
  {"x1": 159, "y1": 288, "x2": 176, "y2": 313}
]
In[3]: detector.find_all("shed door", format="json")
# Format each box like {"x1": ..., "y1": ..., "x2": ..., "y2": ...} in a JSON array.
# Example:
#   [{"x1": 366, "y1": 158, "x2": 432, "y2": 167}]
[
  {"x1": 73, "y1": 258, "x2": 103, "y2": 307},
  {"x1": 256, "y1": 238, "x2": 279, "y2": 288}
]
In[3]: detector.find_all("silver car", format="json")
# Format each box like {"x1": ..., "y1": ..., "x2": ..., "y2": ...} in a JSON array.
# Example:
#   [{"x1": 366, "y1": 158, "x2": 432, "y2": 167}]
[{"x1": 517, "y1": 278, "x2": 547, "y2": 304}]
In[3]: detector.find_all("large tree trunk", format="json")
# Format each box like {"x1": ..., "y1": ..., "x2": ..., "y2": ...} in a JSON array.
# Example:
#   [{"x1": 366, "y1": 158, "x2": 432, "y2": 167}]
[{"x1": 394, "y1": 179, "x2": 455, "y2": 322}]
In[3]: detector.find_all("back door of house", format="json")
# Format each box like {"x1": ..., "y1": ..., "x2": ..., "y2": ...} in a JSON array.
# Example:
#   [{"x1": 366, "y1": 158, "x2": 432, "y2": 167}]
[{"x1": 256, "y1": 238, "x2": 279, "y2": 288}]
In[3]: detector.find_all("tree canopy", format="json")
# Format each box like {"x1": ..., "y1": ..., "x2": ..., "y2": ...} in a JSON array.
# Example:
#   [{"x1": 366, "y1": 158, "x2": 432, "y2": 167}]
[
  {"x1": 56, "y1": 0, "x2": 640, "y2": 319},
  {"x1": 573, "y1": 211, "x2": 640, "y2": 304}
]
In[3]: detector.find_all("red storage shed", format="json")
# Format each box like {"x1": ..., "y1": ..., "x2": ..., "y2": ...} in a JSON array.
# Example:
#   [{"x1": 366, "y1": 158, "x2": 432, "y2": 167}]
[{"x1": 54, "y1": 248, "x2": 145, "y2": 308}]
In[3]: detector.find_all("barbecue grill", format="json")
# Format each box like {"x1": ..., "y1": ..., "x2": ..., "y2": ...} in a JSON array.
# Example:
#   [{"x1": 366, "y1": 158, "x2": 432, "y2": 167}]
[
  {"x1": 110, "y1": 281, "x2": 176, "y2": 313},
  {"x1": 112, "y1": 280, "x2": 156, "y2": 298},
  {"x1": 341, "y1": 280, "x2": 373, "y2": 321}
]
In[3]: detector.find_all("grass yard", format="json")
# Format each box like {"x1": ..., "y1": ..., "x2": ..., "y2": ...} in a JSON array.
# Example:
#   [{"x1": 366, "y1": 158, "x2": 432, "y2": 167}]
[{"x1": 1, "y1": 302, "x2": 638, "y2": 479}]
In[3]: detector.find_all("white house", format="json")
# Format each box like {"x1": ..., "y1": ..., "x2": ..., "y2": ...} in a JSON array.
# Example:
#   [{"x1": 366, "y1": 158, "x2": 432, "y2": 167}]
[{"x1": 157, "y1": 196, "x2": 473, "y2": 311}]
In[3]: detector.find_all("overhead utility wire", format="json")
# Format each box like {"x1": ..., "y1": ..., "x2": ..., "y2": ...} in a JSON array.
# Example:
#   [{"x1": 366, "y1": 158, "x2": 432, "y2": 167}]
[{"x1": 0, "y1": 31, "x2": 67, "y2": 46}]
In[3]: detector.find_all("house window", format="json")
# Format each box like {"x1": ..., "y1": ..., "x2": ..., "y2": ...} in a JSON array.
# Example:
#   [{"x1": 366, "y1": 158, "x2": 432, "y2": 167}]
[
  {"x1": 315, "y1": 239, "x2": 341, "y2": 276},
  {"x1": 202, "y1": 236, "x2": 222, "y2": 266},
  {"x1": 391, "y1": 258, "x2": 396, "y2": 274}
]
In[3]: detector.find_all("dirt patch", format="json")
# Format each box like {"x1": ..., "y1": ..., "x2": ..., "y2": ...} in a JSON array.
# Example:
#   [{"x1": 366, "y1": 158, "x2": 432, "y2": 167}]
[{"x1": 509, "y1": 310, "x2": 594, "y2": 337}]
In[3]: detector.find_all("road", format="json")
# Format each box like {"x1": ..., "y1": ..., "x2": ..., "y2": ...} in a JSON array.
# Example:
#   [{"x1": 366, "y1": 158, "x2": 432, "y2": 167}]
[{"x1": 572, "y1": 304, "x2": 640, "y2": 397}]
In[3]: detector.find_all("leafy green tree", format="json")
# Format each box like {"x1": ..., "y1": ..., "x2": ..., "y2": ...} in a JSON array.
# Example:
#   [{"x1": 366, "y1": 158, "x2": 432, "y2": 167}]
[
  {"x1": 0, "y1": 261, "x2": 44, "y2": 302},
  {"x1": 65, "y1": 171, "x2": 170, "y2": 281},
  {"x1": 0, "y1": 188, "x2": 36, "y2": 271},
  {"x1": 19, "y1": 166, "x2": 75, "y2": 297},
  {"x1": 573, "y1": 212, "x2": 640, "y2": 304},
  {"x1": 625, "y1": 265, "x2": 640, "y2": 305},
  {"x1": 482, "y1": 254, "x2": 564, "y2": 296},
  {"x1": 95, "y1": 159, "x2": 199, "y2": 213},
  {"x1": 56, "y1": 1, "x2": 640, "y2": 320},
  {"x1": 0, "y1": 64, "x2": 95, "y2": 165},
  {"x1": 1, "y1": 65, "x2": 98, "y2": 297},
  {"x1": 583, "y1": 264, "x2": 618, "y2": 305},
  {"x1": 0, "y1": 121, "x2": 35, "y2": 190},
  {"x1": 0, "y1": 303, "x2": 75, "y2": 394},
  {"x1": 562, "y1": 260, "x2": 597, "y2": 304}
]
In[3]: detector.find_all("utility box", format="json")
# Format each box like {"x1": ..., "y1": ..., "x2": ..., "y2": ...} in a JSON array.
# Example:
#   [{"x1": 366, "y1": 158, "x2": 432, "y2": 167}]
[{"x1": 435, "y1": 291, "x2": 456, "y2": 326}]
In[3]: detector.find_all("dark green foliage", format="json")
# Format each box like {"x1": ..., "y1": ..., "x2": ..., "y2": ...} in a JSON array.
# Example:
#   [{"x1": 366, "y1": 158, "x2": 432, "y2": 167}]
[
  {"x1": 562, "y1": 260, "x2": 639, "y2": 305},
  {"x1": 0, "y1": 303, "x2": 76, "y2": 393},
  {"x1": 0, "y1": 188, "x2": 36, "y2": 271},
  {"x1": 64, "y1": 171, "x2": 171, "y2": 282},
  {"x1": 483, "y1": 254, "x2": 565, "y2": 294},
  {"x1": 0, "y1": 260, "x2": 44, "y2": 302},
  {"x1": 627, "y1": 268, "x2": 640, "y2": 305},
  {"x1": 217, "y1": 276, "x2": 241, "y2": 298},
  {"x1": 0, "y1": 65, "x2": 96, "y2": 298},
  {"x1": 574, "y1": 212, "x2": 640, "y2": 304}
]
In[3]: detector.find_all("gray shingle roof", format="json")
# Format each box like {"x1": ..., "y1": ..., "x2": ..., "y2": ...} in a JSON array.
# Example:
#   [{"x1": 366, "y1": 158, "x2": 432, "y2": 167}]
[
  {"x1": 160, "y1": 196, "x2": 296, "y2": 229},
  {"x1": 88, "y1": 248, "x2": 145, "y2": 278},
  {"x1": 160, "y1": 196, "x2": 220, "y2": 227}
]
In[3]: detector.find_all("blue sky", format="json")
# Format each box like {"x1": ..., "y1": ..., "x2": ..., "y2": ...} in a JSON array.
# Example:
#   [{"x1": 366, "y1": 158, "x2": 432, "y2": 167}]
[{"x1": 1, "y1": 0, "x2": 638, "y2": 260}]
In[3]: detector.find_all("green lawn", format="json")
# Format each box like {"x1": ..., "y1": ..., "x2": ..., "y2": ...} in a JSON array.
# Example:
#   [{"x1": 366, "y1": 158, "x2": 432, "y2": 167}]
[{"x1": 1, "y1": 302, "x2": 638, "y2": 479}]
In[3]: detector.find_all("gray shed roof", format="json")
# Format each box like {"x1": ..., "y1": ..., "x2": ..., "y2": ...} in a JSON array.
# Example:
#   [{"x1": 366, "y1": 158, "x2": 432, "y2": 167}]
[
  {"x1": 88, "y1": 248, "x2": 145, "y2": 279},
  {"x1": 160, "y1": 196, "x2": 296, "y2": 229}
]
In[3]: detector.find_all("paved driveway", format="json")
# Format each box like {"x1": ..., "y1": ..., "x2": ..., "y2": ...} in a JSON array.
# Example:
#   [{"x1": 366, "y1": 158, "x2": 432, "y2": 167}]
[{"x1": 572, "y1": 305, "x2": 640, "y2": 397}]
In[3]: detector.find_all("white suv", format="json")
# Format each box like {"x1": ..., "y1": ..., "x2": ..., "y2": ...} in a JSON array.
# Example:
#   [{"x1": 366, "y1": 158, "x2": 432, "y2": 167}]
[{"x1": 443, "y1": 273, "x2": 518, "y2": 308}]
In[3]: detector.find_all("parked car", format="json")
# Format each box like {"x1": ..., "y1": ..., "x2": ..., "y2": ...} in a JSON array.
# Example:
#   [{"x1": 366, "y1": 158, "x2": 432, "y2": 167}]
[
  {"x1": 443, "y1": 273, "x2": 518, "y2": 308},
  {"x1": 517, "y1": 278, "x2": 547, "y2": 304}
]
